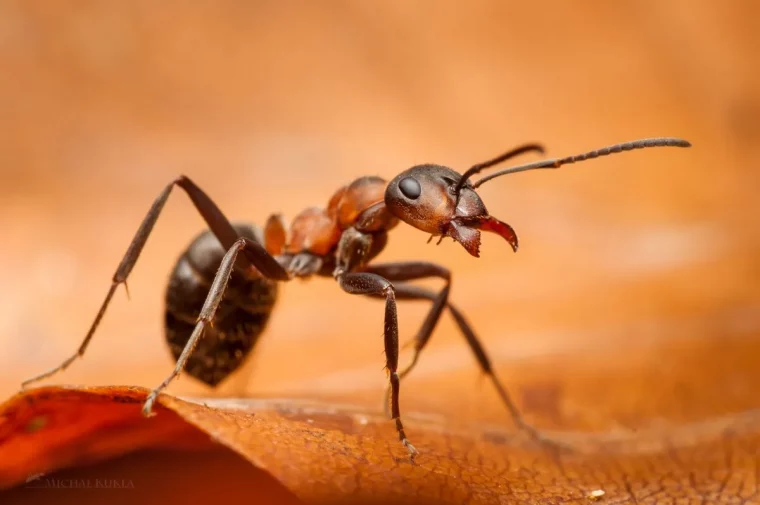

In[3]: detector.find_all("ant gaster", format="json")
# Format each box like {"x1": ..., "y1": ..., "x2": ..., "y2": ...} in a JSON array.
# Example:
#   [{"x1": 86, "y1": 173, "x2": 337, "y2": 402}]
[{"x1": 23, "y1": 137, "x2": 691, "y2": 459}]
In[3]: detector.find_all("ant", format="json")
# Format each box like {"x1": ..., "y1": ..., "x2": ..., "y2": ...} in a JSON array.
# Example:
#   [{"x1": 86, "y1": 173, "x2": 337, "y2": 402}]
[{"x1": 23, "y1": 136, "x2": 691, "y2": 459}]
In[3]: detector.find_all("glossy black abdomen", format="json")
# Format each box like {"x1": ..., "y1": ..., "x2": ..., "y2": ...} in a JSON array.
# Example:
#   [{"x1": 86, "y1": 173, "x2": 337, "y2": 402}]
[{"x1": 164, "y1": 224, "x2": 278, "y2": 386}]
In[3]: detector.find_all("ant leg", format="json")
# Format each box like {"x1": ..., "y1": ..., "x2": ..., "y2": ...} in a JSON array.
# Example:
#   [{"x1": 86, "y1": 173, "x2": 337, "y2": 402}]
[
  {"x1": 363, "y1": 261, "x2": 449, "y2": 393},
  {"x1": 22, "y1": 175, "x2": 288, "y2": 388},
  {"x1": 142, "y1": 237, "x2": 288, "y2": 416},
  {"x1": 389, "y1": 283, "x2": 559, "y2": 449},
  {"x1": 336, "y1": 272, "x2": 417, "y2": 459},
  {"x1": 364, "y1": 262, "x2": 559, "y2": 449}
]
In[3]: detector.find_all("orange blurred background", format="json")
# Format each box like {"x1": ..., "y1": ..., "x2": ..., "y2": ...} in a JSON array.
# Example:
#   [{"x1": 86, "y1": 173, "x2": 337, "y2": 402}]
[{"x1": 1, "y1": 1, "x2": 759, "y2": 436}]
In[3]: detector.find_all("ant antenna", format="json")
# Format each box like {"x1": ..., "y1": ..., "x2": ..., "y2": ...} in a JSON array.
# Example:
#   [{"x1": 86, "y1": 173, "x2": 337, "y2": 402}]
[
  {"x1": 471, "y1": 137, "x2": 691, "y2": 189},
  {"x1": 453, "y1": 143, "x2": 544, "y2": 205}
]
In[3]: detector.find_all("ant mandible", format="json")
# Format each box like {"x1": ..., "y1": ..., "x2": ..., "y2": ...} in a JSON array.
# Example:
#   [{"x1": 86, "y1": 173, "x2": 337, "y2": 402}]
[{"x1": 23, "y1": 136, "x2": 691, "y2": 459}]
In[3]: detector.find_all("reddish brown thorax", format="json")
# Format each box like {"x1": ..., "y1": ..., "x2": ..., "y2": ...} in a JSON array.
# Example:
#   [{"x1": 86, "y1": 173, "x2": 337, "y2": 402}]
[{"x1": 266, "y1": 176, "x2": 396, "y2": 257}]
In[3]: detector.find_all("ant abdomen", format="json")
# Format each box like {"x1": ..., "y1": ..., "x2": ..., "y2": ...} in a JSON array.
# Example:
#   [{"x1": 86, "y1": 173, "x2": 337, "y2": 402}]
[{"x1": 164, "y1": 223, "x2": 278, "y2": 387}]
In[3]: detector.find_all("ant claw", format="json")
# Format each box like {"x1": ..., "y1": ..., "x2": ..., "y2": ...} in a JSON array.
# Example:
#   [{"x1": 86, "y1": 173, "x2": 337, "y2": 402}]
[
  {"x1": 520, "y1": 424, "x2": 572, "y2": 459},
  {"x1": 142, "y1": 395, "x2": 159, "y2": 418},
  {"x1": 404, "y1": 440, "x2": 419, "y2": 463}
]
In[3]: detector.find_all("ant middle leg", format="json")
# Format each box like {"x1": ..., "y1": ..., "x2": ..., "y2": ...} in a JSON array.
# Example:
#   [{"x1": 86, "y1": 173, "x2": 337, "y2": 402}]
[{"x1": 22, "y1": 175, "x2": 288, "y2": 388}]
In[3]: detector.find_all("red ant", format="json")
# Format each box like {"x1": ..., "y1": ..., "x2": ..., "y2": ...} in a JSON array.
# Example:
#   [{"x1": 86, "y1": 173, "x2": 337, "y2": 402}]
[{"x1": 23, "y1": 136, "x2": 691, "y2": 459}]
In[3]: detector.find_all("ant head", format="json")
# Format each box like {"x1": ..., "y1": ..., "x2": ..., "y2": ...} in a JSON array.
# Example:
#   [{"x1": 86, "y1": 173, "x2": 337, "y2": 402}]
[
  {"x1": 385, "y1": 137, "x2": 691, "y2": 257},
  {"x1": 384, "y1": 164, "x2": 518, "y2": 257}
]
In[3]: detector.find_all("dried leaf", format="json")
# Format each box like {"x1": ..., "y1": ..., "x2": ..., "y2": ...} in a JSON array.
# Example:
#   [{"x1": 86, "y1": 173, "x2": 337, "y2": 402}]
[
  {"x1": 1, "y1": 386, "x2": 758, "y2": 504},
  {"x1": 1, "y1": 2, "x2": 759, "y2": 505},
  {"x1": 3, "y1": 446, "x2": 304, "y2": 505}
]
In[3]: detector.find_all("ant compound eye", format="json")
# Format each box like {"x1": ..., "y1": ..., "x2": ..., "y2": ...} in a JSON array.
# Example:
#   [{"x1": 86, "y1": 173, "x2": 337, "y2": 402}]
[{"x1": 398, "y1": 177, "x2": 421, "y2": 200}]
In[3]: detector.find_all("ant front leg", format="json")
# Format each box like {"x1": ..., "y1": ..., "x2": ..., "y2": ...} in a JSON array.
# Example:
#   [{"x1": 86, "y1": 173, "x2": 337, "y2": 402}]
[
  {"x1": 365, "y1": 262, "x2": 562, "y2": 451},
  {"x1": 391, "y1": 283, "x2": 561, "y2": 450},
  {"x1": 22, "y1": 175, "x2": 288, "y2": 388},
  {"x1": 364, "y1": 262, "x2": 450, "y2": 379},
  {"x1": 335, "y1": 271, "x2": 417, "y2": 459},
  {"x1": 143, "y1": 237, "x2": 289, "y2": 416}
]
